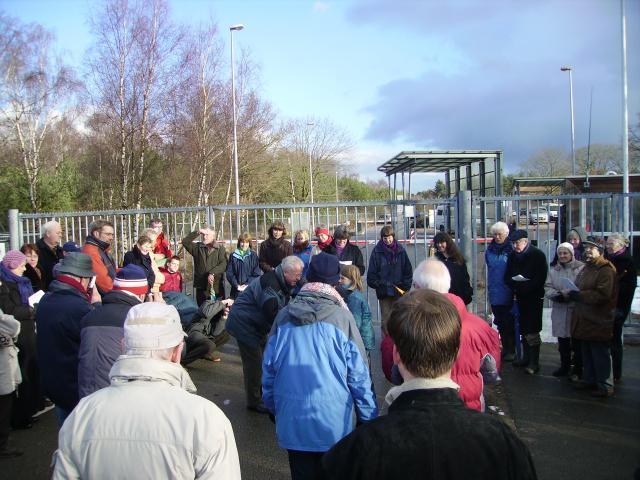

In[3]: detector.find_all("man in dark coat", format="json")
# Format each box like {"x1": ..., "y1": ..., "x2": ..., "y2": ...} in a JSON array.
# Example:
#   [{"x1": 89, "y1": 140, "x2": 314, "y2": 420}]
[
  {"x1": 226, "y1": 256, "x2": 303, "y2": 413},
  {"x1": 321, "y1": 289, "x2": 537, "y2": 480},
  {"x1": 504, "y1": 230, "x2": 548, "y2": 375},
  {"x1": 35, "y1": 220, "x2": 64, "y2": 290},
  {"x1": 35, "y1": 253, "x2": 101, "y2": 425},
  {"x1": 182, "y1": 226, "x2": 228, "y2": 305},
  {"x1": 77, "y1": 264, "x2": 149, "y2": 398}
]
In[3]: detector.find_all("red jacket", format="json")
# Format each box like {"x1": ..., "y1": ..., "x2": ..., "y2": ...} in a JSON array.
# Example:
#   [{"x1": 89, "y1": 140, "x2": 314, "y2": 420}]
[
  {"x1": 159, "y1": 268, "x2": 182, "y2": 293},
  {"x1": 381, "y1": 293, "x2": 501, "y2": 412},
  {"x1": 153, "y1": 232, "x2": 173, "y2": 259}
]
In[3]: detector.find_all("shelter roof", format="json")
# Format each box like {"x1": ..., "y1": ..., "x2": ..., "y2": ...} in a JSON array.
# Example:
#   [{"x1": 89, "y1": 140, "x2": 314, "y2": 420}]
[{"x1": 378, "y1": 150, "x2": 502, "y2": 176}]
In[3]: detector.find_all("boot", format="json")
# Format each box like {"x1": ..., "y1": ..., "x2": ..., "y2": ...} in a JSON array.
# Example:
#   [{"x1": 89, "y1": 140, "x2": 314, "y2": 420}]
[
  {"x1": 501, "y1": 334, "x2": 516, "y2": 362},
  {"x1": 553, "y1": 339, "x2": 571, "y2": 377},
  {"x1": 525, "y1": 345, "x2": 540, "y2": 375},
  {"x1": 512, "y1": 340, "x2": 529, "y2": 367}
]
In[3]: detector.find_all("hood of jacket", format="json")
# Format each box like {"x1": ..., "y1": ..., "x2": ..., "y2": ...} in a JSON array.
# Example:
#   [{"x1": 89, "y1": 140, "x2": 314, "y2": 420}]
[
  {"x1": 286, "y1": 290, "x2": 345, "y2": 326},
  {"x1": 569, "y1": 226, "x2": 588, "y2": 242},
  {"x1": 109, "y1": 355, "x2": 196, "y2": 393}
]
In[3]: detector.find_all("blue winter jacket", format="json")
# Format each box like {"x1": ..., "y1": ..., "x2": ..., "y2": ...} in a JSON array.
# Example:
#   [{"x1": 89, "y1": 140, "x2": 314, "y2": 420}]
[
  {"x1": 226, "y1": 266, "x2": 292, "y2": 348},
  {"x1": 77, "y1": 290, "x2": 140, "y2": 398},
  {"x1": 485, "y1": 240, "x2": 513, "y2": 306},
  {"x1": 226, "y1": 249, "x2": 263, "y2": 299},
  {"x1": 262, "y1": 289, "x2": 378, "y2": 452},
  {"x1": 342, "y1": 288, "x2": 375, "y2": 351},
  {"x1": 36, "y1": 280, "x2": 97, "y2": 411},
  {"x1": 366, "y1": 241, "x2": 413, "y2": 299}
]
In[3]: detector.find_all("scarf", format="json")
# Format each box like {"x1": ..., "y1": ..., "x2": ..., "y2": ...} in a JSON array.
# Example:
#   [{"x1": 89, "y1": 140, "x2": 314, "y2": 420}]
[
  {"x1": 86, "y1": 234, "x2": 111, "y2": 252},
  {"x1": 300, "y1": 282, "x2": 350, "y2": 311},
  {"x1": 335, "y1": 243, "x2": 345, "y2": 257},
  {"x1": 487, "y1": 239, "x2": 512, "y2": 256},
  {"x1": 607, "y1": 246, "x2": 626, "y2": 259},
  {"x1": 380, "y1": 239, "x2": 399, "y2": 262},
  {"x1": 318, "y1": 236, "x2": 334, "y2": 251},
  {"x1": 0, "y1": 263, "x2": 34, "y2": 305},
  {"x1": 56, "y1": 274, "x2": 91, "y2": 301},
  {"x1": 233, "y1": 248, "x2": 251, "y2": 260},
  {"x1": 513, "y1": 241, "x2": 531, "y2": 259}
]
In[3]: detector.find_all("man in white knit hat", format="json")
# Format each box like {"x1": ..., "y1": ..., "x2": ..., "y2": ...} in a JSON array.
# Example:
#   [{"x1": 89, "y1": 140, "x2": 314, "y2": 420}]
[{"x1": 52, "y1": 302, "x2": 241, "y2": 479}]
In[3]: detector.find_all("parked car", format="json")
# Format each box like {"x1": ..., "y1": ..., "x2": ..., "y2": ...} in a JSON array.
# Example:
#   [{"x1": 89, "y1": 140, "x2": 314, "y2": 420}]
[
  {"x1": 543, "y1": 203, "x2": 560, "y2": 221},
  {"x1": 529, "y1": 207, "x2": 549, "y2": 224}
]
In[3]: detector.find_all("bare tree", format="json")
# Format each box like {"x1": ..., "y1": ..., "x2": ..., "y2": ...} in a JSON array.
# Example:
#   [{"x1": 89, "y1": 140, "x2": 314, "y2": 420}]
[
  {"x1": 0, "y1": 13, "x2": 79, "y2": 211},
  {"x1": 520, "y1": 148, "x2": 571, "y2": 178}
]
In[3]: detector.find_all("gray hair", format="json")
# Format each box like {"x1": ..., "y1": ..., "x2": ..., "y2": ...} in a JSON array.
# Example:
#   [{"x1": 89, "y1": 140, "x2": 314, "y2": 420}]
[
  {"x1": 607, "y1": 233, "x2": 628, "y2": 250},
  {"x1": 124, "y1": 347, "x2": 175, "y2": 360},
  {"x1": 41, "y1": 220, "x2": 61, "y2": 237},
  {"x1": 281, "y1": 255, "x2": 304, "y2": 272},
  {"x1": 412, "y1": 259, "x2": 451, "y2": 293},
  {"x1": 490, "y1": 221, "x2": 509, "y2": 235}
]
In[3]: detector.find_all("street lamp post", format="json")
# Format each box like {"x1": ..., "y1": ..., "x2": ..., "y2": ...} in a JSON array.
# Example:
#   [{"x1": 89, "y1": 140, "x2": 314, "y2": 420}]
[
  {"x1": 560, "y1": 66, "x2": 576, "y2": 176},
  {"x1": 230, "y1": 24, "x2": 244, "y2": 234}
]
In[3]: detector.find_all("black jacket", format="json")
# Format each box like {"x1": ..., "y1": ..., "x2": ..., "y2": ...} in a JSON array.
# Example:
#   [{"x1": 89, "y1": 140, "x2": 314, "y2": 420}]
[
  {"x1": 332, "y1": 241, "x2": 365, "y2": 275},
  {"x1": 435, "y1": 252, "x2": 473, "y2": 305},
  {"x1": 122, "y1": 246, "x2": 155, "y2": 290},
  {"x1": 322, "y1": 388, "x2": 537, "y2": 480},
  {"x1": 606, "y1": 249, "x2": 637, "y2": 316},
  {"x1": 35, "y1": 237, "x2": 64, "y2": 290}
]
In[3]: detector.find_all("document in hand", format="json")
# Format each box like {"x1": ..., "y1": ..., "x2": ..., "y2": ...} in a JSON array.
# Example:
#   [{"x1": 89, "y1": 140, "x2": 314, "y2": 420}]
[
  {"x1": 29, "y1": 290, "x2": 45, "y2": 308},
  {"x1": 560, "y1": 278, "x2": 580, "y2": 292},
  {"x1": 511, "y1": 275, "x2": 529, "y2": 282}
]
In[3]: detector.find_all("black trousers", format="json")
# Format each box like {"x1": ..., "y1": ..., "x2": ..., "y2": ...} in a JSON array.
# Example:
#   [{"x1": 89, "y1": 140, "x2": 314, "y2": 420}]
[
  {"x1": 237, "y1": 340, "x2": 266, "y2": 408},
  {"x1": 287, "y1": 450, "x2": 324, "y2": 480},
  {"x1": 0, "y1": 392, "x2": 14, "y2": 450},
  {"x1": 181, "y1": 331, "x2": 215, "y2": 365}
]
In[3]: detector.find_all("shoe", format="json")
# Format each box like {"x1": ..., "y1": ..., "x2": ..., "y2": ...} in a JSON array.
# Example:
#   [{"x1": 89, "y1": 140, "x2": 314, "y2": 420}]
[
  {"x1": 614, "y1": 377, "x2": 622, "y2": 385},
  {"x1": 0, "y1": 447, "x2": 24, "y2": 459},
  {"x1": 247, "y1": 404, "x2": 270, "y2": 414},
  {"x1": 525, "y1": 365, "x2": 540, "y2": 375},
  {"x1": 203, "y1": 353, "x2": 221, "y2": 362},
  {"x1": 523, "y1": 345, "x2": 540, "y2": 375},
  {"x1": 552, "y1": 365, "x2": 570, "y2": 377},
  {"x1": 590, "y1": 388, "x2": 614, "y2": 398},
  {"x1": 573, "y1": 381, "x2": 596, "y2": 391}
]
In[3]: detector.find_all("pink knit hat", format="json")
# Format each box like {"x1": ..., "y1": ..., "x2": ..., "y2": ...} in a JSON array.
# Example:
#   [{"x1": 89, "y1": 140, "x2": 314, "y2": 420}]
[{"x1": 2, "y1": 250, "x2": 27, "y2": 270}]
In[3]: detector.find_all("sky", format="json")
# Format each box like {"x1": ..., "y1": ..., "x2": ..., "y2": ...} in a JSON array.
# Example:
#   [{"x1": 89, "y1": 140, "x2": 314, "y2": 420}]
[{"x1": 2, "y1": 0, "x2": 639, "y2": 191}]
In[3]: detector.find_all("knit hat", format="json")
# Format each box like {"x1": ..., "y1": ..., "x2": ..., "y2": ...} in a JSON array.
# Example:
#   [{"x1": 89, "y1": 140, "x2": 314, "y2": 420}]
[
  {"x1": 62, "y1": 241, "x2": 81, "y2": 253},
  {"x1": 307, "y1": 252, "x2": 340, "y2": 285},
  {"x1": 315, "y1": 226, "x2": 330, "y2": 237},
  {"x1": 509, "y1": 229, "x2": 528, "y2": 242},
  {"x1": 113, "y1": 264, "x2": 149, "y2": 295},
  {"x1": 57, "y1": 252, "x2": 95, "y2": 278},
  {"x1": 124, "y1": 303, "x2": 187, "y2": 350},
  {"x1": 582, "y1": 236, "x2": 604, "y2": 252},
  {"x1": 2, "y1": 250, "x2": 26, "y2": 270},
  {"x1": 557, "y1": 242, "x2": 574, "y2": 255}
]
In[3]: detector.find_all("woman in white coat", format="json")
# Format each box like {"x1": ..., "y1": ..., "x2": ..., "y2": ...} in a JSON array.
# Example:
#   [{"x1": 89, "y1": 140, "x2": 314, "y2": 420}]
[
  {"x1": 545, "y1": 243, "x2": 584, "y2": 377},
  {"x1": 0, "y1": 306, "x2": 22, "y2": 458}
]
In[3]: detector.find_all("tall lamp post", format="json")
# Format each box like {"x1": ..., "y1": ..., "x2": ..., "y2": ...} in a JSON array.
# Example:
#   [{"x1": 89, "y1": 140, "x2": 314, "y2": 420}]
[
  {"x1": 560, "y1": 66, "x2": 576, "y2": 176},
  {"x1": 230, "y1": 24, "x2": 244, "y2": 234},
  {"x1": 307, "y1": 122, "x2": 315, "y2": 230}
]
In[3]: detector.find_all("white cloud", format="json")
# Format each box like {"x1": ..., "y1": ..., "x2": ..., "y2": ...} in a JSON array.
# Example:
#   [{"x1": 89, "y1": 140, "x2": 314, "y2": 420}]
[{"x1": 312, "y1": 1, "x2": 329, "y2": 13}]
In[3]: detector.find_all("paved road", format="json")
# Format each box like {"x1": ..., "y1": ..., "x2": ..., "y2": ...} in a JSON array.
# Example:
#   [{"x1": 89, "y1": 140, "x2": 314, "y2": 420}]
[{"x1": 4, "y1": 341, "x2": 639, "y2": 479}]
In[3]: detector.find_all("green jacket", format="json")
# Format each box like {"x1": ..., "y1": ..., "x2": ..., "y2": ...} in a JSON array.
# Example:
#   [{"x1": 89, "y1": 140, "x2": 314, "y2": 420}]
[{"x1": 182, "y1": 231, "x2": 228, "y2": 295}]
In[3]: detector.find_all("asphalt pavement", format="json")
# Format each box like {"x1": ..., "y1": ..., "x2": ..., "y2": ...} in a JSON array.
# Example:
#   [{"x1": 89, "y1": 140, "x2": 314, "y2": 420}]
[{"x1": 3, "y1": 340, "x2": 639, "y2": 479}]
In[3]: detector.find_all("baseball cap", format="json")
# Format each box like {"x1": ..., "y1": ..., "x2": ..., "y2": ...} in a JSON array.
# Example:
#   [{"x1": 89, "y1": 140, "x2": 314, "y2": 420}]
[{"x1": 124, "y1": 303, "x2": 187, "y2": 350}]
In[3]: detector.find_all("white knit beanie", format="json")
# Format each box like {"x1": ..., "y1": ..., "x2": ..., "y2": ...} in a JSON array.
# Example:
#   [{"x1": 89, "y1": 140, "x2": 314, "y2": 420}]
[{"x1": 557, "y1": 242, "x2": 574, "y2": 256}]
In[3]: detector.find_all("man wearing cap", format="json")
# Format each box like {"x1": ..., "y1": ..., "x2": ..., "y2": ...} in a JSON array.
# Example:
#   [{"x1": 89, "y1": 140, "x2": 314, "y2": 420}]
[
  {"x1": 564, "y1": 237, "x2": 617, "y2": 397},
  {"x1": 35, "y1": 220, "x2": 64, "y2": 290},
  {"x1": 262, "y1": 252, "x2": 377, "y2": 478},
  {"x1": 227, "y1": 255, "x2": 304, "y2": 413},
  {"x1": 52, "y1": 302, "x2": 241, "y2": 479},
  {"x1": 36, "y1": 253, "x2": 101, "y2": 425},
  {"x1": 77, "y1": 264, "x2": 153, "y2": 398},
  {"x1": 504, "y1": 230, "x2": 548, "y2": 375},
  {"x1": 182, "y1": 226, "x2": 228, "y2": 305}
]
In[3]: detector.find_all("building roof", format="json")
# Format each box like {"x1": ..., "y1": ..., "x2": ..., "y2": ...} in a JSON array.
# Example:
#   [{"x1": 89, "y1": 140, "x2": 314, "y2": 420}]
[{"x1": 378, "y1": 150, "x2": 502, "y2": 176}]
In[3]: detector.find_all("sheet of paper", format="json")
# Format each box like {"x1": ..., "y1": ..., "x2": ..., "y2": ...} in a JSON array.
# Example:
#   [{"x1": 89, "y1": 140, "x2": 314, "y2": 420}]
[
  {"x1": 561, "y1": 277, "x2": 580, "y2": 292},
  {"x1": 339, "y1": 261, "x2": 352, "y2": 265},
  {"x1": 29, "y1": 290, "x2": 45, "y2": 308},
  {"x1": 511, "y1": 275, "x2": 529, "y2": 282}
]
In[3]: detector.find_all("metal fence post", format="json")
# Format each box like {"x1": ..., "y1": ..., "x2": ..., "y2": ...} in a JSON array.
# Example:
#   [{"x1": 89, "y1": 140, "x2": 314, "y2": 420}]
[
  {"x1": 457, "y1": 190, "x2": 473, "y2": 279},
  {"x1": 8, "y1": 209, "x2": 20, "y2": 250}
]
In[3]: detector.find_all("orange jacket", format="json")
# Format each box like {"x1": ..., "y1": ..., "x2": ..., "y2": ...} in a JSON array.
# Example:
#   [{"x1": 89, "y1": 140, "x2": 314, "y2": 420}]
[{"x1": 82, "y1": 243, "x2": 117, "y2": 294}]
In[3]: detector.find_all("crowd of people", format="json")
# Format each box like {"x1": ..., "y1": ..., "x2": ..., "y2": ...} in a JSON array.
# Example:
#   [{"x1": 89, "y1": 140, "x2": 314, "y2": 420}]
[{"x1": 0, "y1": 215, "x2": 635, "y2": 480}]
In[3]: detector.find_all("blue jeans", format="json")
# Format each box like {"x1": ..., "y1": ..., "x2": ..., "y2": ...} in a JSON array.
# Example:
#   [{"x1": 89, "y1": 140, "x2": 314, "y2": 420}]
[
  {"x1": 581, "y1": 341, "x2": 613, "y2": 391},
  {"x1": 54, "y1": 406, "x2": 72, "y2": 427}
]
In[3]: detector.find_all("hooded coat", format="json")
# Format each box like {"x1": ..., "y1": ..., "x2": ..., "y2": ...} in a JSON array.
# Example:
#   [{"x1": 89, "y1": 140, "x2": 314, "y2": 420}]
[
  {"x1": 545, "y1": 258, "x2": 584, "y2": 338},
  {"x1": 367, "y1": 241, "x2": 413, "y2": 299},
  {"x1": 262, "y1": 287, "x2": 378, "y2": 452}
]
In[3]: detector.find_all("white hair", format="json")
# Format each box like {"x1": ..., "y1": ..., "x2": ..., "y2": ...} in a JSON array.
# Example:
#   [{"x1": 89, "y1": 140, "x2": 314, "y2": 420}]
[
  {"x1": 491, "y1": 221, "x2": 509, "y2": 235},
  {"x1": 124, "y1": 347, "x2": 175, "y2": 360},
  {"x1": 412, "y1": 259, "x2": 451, "y2": 293},
  {"x1": 607, "y1": 233, "x2": 628, "y2": 250},
  {"x1": 281, "y1": 255, "x2": 304, "y2": 272},
  {"x1": 41, "y1": 220, "x2": 61, "y2": 237}
]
